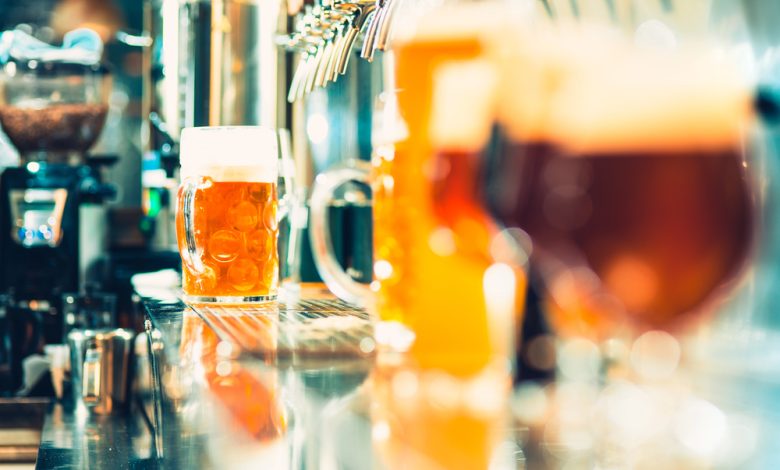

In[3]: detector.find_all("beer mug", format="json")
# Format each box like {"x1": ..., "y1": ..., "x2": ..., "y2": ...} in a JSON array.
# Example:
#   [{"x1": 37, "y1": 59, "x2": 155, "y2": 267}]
[
  {"x1": 308, "y1": 92, "x2": 399, "y2": 310},
  {"x1": 311, "y1": 7, "x2": 524, "y2": 376},
  {"x1": 176, "y1": 126, "x2": 279, "y2": 303}
]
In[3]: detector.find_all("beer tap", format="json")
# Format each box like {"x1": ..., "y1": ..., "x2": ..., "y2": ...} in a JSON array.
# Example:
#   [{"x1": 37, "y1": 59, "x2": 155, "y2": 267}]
[
  {"x1": 285, "y1": 11, "x2": 316, "y2": 102},
  {"x1": 286, "y1": 35, "x2": 309, "y2": 103},
  {"x1": 304, "y1": 31, "x2": 326, "y2": 94},
  {"x1": 292, "y1": 41, "x2": 316, "y2": 101},
  {"x1": 326, "y1": 21, "x2": 348, "y2": 82},
  {"x1": 284, "y1": 0, "x2": 395, "y2": 101},
  {"x1": 312, "y1": 13, "x2": 339, "y2": 88},
  {"x1": 314, "y1": 36, "x2": 336, "y2": 88},
  {"x1": 360, "y1": 0, "x2": 383, "y2": 61},
  {"x1": 322, "y1": 2, "x2": 359, "y2": 83},
  {"x1": 374, "y1": 0, "x2": 396, "y2": 53},
  {"x1": 333, "y1": 1, "x2": 376, "y2": 76}
]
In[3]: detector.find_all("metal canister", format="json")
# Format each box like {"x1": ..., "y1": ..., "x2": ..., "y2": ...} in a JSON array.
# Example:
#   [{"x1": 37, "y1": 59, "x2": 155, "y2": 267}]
[{"x1": 67, "y1": 328, "x2": 134, "y2": 415}]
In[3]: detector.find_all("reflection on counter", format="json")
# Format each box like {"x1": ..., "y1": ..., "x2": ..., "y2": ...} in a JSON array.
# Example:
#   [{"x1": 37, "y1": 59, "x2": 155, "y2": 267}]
[
  {"x1": 36, "y1": 401, "x2": 154, "y2": 469},
  {"x1": 142, "y1": 296, "x2": 523, "y2": 470},
  {"x1": 372, "y1": 358, "x2": 514, "y2": 470}
]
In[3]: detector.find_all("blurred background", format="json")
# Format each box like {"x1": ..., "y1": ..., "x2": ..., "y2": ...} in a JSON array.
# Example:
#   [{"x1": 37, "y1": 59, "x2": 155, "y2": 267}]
[{"x1": 2, "y1": 0, "x2": 780, "y2": 468}]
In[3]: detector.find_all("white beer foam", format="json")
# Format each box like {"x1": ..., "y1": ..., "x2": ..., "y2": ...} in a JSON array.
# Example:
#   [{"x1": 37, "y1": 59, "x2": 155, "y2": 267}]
[
  {"x1": 180, "y1": 164, "x2": 276, "y2": 183},
  {"x1": 547, "y1": 49, "x2": 752, "y2": 154},
  {"x1": 393, "y1": 0, "x2": 531, "y2": 46},
  {"x1": 497, "y1": 23, "x2": 753, "y2": 152},
  {"x1": 179, "y1": 126, "x2": 278, "y2": 182},
  {"x1": 498, "y1": 22, "x2": 630, "y2": 142},
  {"x1": 430, "y1": 60, "x2": 498, "y2": 151}
]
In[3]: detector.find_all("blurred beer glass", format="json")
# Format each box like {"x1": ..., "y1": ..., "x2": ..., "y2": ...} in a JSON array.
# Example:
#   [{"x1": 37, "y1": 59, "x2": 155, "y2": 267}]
[
  {"x1": 310, "y1": 2, "x2": 527, "y2": 377},
  {"x1": 176, "y1": 126, "x2": 280, "y2": 303},
  {"x1": 276, "y1": 128, "x2": 308, "y2": 299},
  {"x1": 487, "y1": 27, "x2": 756, "y2": 338}
]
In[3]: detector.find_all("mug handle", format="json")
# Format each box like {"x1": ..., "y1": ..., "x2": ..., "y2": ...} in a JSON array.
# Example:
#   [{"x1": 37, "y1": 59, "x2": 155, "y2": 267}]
[
  {"x1": 309, "y1": 163, "x2": 374, "y2": 307},
  {"x1": 176, "y1": 176, "x2": 211, "y2": 274}
]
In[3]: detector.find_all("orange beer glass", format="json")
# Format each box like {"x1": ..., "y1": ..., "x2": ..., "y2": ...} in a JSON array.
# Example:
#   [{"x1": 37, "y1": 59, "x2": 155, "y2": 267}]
[
  {"x1": 309, "y1": 4, "x2": 525, "y2": 376},
  {"x1": 176, "y1": 126, "x2": 280, "y2": 303}
]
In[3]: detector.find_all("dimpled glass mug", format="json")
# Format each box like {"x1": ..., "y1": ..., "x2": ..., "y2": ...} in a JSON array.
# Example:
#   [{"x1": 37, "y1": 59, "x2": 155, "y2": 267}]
[{"x1": 176, "y1": 126, "x2": 279, "y2": 303}]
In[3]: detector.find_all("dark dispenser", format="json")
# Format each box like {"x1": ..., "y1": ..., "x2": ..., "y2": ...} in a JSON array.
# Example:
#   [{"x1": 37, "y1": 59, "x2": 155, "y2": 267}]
[{"x1": 0, "y1": 46, "x2": 116, "y2": 394}]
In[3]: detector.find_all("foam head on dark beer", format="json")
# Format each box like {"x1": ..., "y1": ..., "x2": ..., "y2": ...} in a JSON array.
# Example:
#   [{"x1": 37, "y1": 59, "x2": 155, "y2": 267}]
[
  {"x1": 497, "y1": 24, "x2": 753, "y2": 153},
  {"x1": 548, "y1": 48, "x2": 753, "y2": 155},
  {"x1": 429, "y1": 60, "x2": 498, "y2": 152}
]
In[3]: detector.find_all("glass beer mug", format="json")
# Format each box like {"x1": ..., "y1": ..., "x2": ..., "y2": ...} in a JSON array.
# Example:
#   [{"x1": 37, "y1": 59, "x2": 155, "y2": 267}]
[
  {"x1": 176, "y1": 126, "x2": 280, "y2": 303},
  {"x1": 310, "y1": 3, "x2": 525, "y2": 376}
]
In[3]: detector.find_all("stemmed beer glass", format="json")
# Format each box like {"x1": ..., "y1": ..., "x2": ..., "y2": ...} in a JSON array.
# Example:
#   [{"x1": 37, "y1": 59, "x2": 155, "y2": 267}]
[
  {"x1": 481, "y1": 22, "x2": 759, "y2": 467},
  {"x1": 486, "y1": 29, "x2": 756, "y2": 342}
]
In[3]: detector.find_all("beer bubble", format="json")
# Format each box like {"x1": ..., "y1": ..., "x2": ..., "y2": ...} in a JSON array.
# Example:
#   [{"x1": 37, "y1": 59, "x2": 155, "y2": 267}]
[
  {"x1": 228, "y1": 201, "x2": 259, "y2": 231},
  {"x1": 216, "y1": 188, "x2": 242, "y2": 207},
  {"x1": 193, "y1": 262, "x2": 219, "y2": 293},
  {"x1": 208, "y1": 230, "x2": 242, "y2": 263},
  {"x1": 246, "y1": 229, "x2": 274, "y2": 261},
  {"x1": 249, "y1": 183, "x2": 271, "y2": 202},
  {"x1": 262, "y1": 258, "x2": 278, "y2": 288},
  {"x1": 263, "y1": 203, "x2": 278, "y2": 230},
  {"x1": 227, "y1": 258, "x2": 260, "y2": 291}
]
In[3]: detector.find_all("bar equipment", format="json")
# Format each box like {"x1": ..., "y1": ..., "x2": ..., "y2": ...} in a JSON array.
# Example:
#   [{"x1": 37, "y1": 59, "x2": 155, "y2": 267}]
[
  {"x1": 0, "y1": 30, "x2": 119, "y2": 394},
  {"x1": 62, "y1": 290, "x2": 117, "y2": 337},
  {"x1": 67, "y1": 328, "x2": 135, "y2": 415},
  {"x1": 283, "y1": 0, "x2": 398, "y2": 103},
  {"x1": 171, "y1": 299, "x2": 374, "y2": 469}
]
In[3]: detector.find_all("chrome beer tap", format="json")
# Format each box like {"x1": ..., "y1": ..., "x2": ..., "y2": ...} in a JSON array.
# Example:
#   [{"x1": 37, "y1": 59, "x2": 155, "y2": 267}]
[
  {"x1": 374, "y1": 0, "x2": 396, "y2": 52},
  {"x1": 326, "y1": 20, "x2": 348, "y2": 82},
  {"x1": 284, "y1": 0, "x2": 395, "y2": 101},
  {"x1": 360, "y1": 0, "x2": 384, "y2": 61},
  {"x1": 333, "y1": 1, "x2": 376, "y2": 76}
]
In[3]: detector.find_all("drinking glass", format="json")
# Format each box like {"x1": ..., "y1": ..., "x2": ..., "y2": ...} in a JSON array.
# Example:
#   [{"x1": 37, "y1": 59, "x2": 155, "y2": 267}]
[
  {"x1": 276, "y1": 128, "x2": 307, "y2": 299},
  {"x1": 484, "y1": 22, "x2": 761, "y2": 467},
  {"x1": 486, "y1": 27, "x2": 757, "y2": 340},
  {"x1": 309, "y1": 2, "x2": 526, "y2": 377},
  {"x1": 176, "y1": 126, "x2": 280, "y2": 304}
]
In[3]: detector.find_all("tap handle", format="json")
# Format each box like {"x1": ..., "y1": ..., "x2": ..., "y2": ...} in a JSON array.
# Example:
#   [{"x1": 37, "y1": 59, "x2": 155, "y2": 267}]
[
  {"x1": 376, "y1": 0, "x2": 396, "y2": 51},
  {"x1": 360, "y1": 6, "x2": 381, "y2": 59}
]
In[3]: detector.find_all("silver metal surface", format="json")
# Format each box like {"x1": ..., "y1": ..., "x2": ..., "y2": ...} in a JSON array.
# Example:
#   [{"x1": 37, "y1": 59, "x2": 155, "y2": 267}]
[
  {"x1": 284, "y1": 0, "x2": 396, "y2": 102},
  {"x1": 0, "y1": 398, "x2": 48, "y2": 464},
  {"x1": 190, "y1": 298, "x2": 374, "y2": 360},
  {"x1": 35, "y1": 402, "x2": 154, "y2": 470},
  {"x1": 139, "y1": 295, "x2": 376, "y2": 469},
  {"x1": 185, "y1": 0, "x2": 285, "y2": 128},
  {"x1": 68, "y1": 329, "x2": 135, "y2": 415}
]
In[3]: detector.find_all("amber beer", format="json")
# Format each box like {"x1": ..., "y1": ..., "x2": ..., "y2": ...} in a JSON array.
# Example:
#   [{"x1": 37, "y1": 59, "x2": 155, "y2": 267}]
[
  {"x1": 176, "y1": 127, "x2": 279, "y2": 303},
  {"x1": 374, "y1": 5, "x2": 526, "y2": 376},
  {"x1": 490, "y1": 47, "x2": 755, "y2": 333}
]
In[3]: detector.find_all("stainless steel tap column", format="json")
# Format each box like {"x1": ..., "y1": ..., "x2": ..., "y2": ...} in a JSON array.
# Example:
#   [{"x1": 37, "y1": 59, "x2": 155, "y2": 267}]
[{"x1": 149, "y1": 0, "x2": 287, "y2": 132}]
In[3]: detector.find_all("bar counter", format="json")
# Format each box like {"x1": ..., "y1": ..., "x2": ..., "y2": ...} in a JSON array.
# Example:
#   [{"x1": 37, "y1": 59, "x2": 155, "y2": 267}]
[
  {"x1": 143, "y1": 290, "x2": 380, "y2": 470},
  {"x1": 36, "y1": 288, "x2": 395, "y2": 469},
  {"x1": 33, "y1": 287, "x2": 780, "y2": 469}
]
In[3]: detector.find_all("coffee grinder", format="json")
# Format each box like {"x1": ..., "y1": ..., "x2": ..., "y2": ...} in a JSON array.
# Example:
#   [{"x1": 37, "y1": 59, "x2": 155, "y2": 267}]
[{"x1": 0, "y1": 36, "x2": 117, "y2": 393}]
